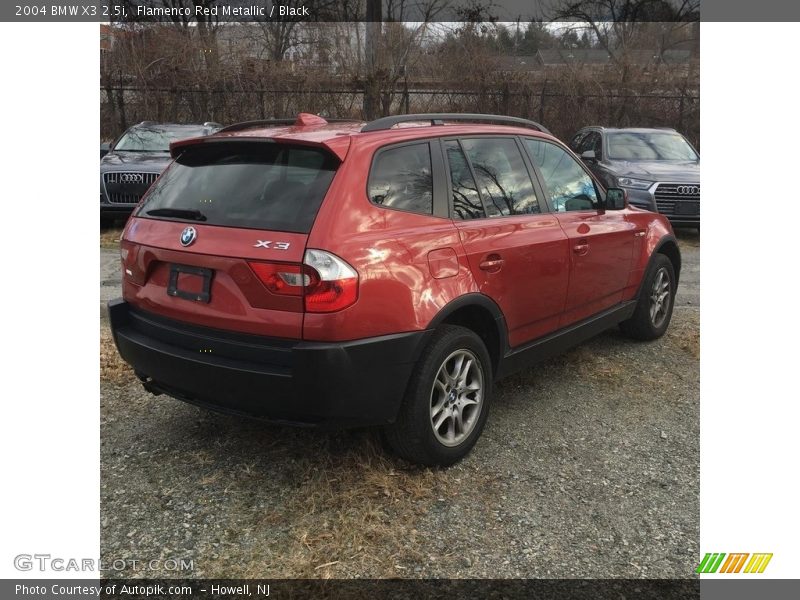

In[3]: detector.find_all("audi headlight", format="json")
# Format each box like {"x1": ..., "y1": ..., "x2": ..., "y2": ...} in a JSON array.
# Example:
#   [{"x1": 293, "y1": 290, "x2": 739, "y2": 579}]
[{"x1": 618, "y1": 177, "x2": 653, "y2": 190}]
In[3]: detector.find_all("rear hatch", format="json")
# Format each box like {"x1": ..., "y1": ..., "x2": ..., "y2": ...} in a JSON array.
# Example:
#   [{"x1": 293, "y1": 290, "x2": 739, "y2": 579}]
[{"x1": 121, "y1": 140, "x2": 339, "y2": 339}]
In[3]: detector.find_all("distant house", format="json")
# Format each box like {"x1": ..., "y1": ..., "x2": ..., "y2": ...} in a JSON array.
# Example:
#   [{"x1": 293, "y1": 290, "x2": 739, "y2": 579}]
[
  {"x1": 100, "y1": 23, "x2": 124, "y2": 57},
  {"x1": 657, "y1": 49, "x2": 694, "y2": 64},
  {"x1": 536, "y1": 48, "x2": 613, "y2": 67},
  {"x1": 495, "y1": 48, "x2": 693, "y2": 73},
  {"x1": 216, "y1": 23, "x2": 364, "y2": 75},
  {"x1": 100, "y1": 24, "x2": 112, "y2": 53},
  {"x1": 495, "y1": 55, "x2": 540, "y2": 74}
]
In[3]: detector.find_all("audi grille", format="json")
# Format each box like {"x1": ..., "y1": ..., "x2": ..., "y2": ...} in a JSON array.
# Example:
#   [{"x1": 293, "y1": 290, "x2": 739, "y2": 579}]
[{"x1": 103, "y1": 172, "x2": 159, "y2": 204}]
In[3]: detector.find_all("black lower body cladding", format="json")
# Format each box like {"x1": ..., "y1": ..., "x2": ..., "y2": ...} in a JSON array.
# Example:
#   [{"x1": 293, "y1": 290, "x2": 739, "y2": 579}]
[{"x1": 107, "y1": 299, "x2": 431, "y2": 427}]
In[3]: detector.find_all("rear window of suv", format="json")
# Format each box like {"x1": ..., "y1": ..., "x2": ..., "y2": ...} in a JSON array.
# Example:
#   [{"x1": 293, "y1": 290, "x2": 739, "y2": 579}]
[
  {"x1": 138, "y1": 141, "x2": 339, "y2": 233},
  {"x1": 368, "y1": 143, "x2": 433, "y2": 214}
]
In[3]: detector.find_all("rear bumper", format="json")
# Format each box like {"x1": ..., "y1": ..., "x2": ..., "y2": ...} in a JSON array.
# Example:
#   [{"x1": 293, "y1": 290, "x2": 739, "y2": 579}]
[{"x1": 108, "y1": 299, "x2": 429, "y2": 427}]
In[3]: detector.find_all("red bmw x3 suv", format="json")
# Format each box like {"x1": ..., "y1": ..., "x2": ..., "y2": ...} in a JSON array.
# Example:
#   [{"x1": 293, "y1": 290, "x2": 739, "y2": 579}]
[{"x1": 109, "y1": 112, "x2": 680, "y2": 466}]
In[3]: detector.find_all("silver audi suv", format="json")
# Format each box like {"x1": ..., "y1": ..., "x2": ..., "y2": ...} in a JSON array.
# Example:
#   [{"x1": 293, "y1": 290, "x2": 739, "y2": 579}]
[
  {"x1": 100, "y1": 121, "x2": 221, "y2": 227},
  {"x1": 569, "y1": 127, "x2": 700, "y2": 227}
]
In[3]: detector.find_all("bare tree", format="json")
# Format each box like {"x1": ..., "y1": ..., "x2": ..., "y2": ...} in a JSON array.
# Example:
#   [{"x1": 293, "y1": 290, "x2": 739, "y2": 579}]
[
  {"x1": 362, "y1": 0, "x2": 450, "y2": 118},
  {"x1": 551, "y1": 0, "x2": 699, "y2": 62},
  {"x1": 242, "y1": 0, "x2": 345, "y2": 62},
  {"x1": 550, "y1": 0, "x2": 698, "y2": 121},
  {"x1": 100, "y1": 10, "x2": 698, "y2": 147}
]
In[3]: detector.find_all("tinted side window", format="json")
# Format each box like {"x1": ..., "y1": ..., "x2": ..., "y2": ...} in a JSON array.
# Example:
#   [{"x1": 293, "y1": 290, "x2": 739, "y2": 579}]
[
  {"x1": 460, "y1": 138, "x2": 540, "y2": 217},
  {"x1": 368, "y1": 143, "x2": 433, "y2": 214},
  {"x1": 524, "y1": 139, "x2": 598, "y2": 212},
  {"x1": 592, "y1": 133, "x2": 603, "y2": 157},
  {"x1": 570, "y1": 131, "x2": 586, "y2": 151},
  {"x1": 444, "y1": 140, "x2": 485, "y2": 220},
  {"x1": 578, "y1": 131, "x2": 602, "y2": 158}
]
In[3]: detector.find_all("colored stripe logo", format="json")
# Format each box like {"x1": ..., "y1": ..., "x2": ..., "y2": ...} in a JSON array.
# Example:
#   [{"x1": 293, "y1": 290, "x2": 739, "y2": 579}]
[{"x1": 696, "y1": 553, "x2": 773, "y2": 574}]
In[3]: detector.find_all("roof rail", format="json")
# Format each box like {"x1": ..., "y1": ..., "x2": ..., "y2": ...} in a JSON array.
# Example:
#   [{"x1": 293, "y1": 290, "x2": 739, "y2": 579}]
[
  {"x1": 361, "y1": 113, "x2": 551, "y2": 135},
  {"x1": 218, "y1": 115, "x2": 360, "y2": 134}
]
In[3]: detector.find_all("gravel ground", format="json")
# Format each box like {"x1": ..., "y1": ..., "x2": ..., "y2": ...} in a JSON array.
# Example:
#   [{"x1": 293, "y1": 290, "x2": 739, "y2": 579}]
[{"x1": 100, "y1": 229, "x2": 699, "y2": 579}]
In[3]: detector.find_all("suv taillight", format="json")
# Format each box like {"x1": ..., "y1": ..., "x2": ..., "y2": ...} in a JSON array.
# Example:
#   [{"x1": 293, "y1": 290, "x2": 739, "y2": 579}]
[
  {"x1": 303, "y1": 249, "x2": 358, "y2": 313},
  {"x1": 248, "y1": 262, "x2": 308, "y2": 297},
  {"x1": 248, "y1": 249, "x2": 358, "y2": 313}
]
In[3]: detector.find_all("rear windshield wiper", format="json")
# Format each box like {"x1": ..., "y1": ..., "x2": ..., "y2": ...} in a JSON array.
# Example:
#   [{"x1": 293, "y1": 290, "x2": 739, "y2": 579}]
[{"x1": 146, "y1": 208, "x2": 207, "y2": 221}]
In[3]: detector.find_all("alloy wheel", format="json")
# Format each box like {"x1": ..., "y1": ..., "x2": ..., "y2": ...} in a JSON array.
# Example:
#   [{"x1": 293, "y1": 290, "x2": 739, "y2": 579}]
[
  {"x1": 649, "y1": 267, "x2": 672, "y2": 328},
  {"x1": 430, "y1": 349, "x2": 484, "y2": 447}
]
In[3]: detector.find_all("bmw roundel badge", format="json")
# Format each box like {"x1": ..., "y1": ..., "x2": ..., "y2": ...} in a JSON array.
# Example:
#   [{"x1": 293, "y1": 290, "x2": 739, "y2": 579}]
[{"x1": 180, "y1": 226, "x2": 197, "y2": 247}]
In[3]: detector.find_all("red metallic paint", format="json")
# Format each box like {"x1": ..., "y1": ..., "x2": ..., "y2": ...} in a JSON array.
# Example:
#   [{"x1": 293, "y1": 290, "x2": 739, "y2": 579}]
[
  {"x1": 427, "y1": 248, "x2": 460, "y2": 279},
  {"x1": 121, "y1": 217, "x2": 308, "y2": 338},
  {"x1": 454, "y1": 214, "x2": 570, "y2": 347},
  {"x1": 624, "y1": 208, "x2": 675, "y2": 300},
  {"x1": 122, "y1": 119, "x2": 675, "y2": 352},
  {"x1": 304, "y1": 208, "x2": 476, "y2": 342},
  {"x1": 554, "y1": 210, "x2": 637, "y2": 325}
]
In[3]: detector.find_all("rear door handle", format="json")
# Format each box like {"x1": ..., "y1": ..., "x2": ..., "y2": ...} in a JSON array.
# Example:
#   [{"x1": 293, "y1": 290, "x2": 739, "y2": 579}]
[
  {"x1": 573, "y1": 242, "x2": 590, "y2": 256},
  {"x1": 479, "y1": 254, "x2": 504, "y2": 272}
]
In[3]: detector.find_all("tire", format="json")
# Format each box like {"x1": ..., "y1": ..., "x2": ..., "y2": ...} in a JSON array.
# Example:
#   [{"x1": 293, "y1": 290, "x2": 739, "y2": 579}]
[
  {"x1": 100, "y1": 217, "x2": 114, "y2": 229},
  {"x1": 620, "y1": 253, "x2": 676, "y2": 341},
  {"x1": 383, "y1": 325, "x2": 492, "y2": 467}
]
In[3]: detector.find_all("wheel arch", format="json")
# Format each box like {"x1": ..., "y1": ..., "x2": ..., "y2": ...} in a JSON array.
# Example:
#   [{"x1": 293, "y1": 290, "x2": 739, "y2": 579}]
[
  {"x1": 653, "y1": 235, "x2": 681, "y2": 287},
  {"x1": 426, "y1": 294, "x2": 509, "y2": 377}
]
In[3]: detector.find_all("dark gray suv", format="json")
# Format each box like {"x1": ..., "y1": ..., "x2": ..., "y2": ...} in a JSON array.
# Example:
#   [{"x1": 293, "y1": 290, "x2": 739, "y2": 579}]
[
  {"x1": 569, "y1": 127, "x2": 700, "y2": 227},
  {"x1": 100, "y1": 122, "x2": 221, "y2": 227}
]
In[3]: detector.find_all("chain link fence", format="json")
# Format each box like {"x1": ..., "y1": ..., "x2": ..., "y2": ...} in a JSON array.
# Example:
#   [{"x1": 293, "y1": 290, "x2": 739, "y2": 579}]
[{"x1": 101, "y1": 84, "x2": 699, "y2": 148}]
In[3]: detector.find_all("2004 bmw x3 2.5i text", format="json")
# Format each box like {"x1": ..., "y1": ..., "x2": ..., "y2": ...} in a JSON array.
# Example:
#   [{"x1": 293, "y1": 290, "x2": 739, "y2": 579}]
[{"x1": 109, "y1": 113, "x2": 681, "y2": 466}]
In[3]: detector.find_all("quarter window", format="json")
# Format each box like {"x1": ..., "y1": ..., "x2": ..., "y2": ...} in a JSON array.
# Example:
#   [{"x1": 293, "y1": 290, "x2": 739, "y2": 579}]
[
  {"x1": 459, "y1": 138, "x2": 541, "y2": 217},
  {"x1": 524, "y1": 139, "x2": 599, "y2": 212},
  {"x1": 368, "y1": 143, "x2": 433, "y2": 215}
]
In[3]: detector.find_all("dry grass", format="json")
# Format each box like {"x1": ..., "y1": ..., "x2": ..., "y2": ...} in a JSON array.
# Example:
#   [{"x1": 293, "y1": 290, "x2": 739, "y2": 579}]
[
  {"x1": 668, "y1": 317, "x2": 700, "y2": 360},
  {"x1": 100, "y1": 312, "x2": 696, "y2": 580},
  {"x1": 561, "y1": 345, "x2": 629, "y2": 386},
  {"x1": 100, "y1": 227, "x2": 124, "y2": 250},
  {"x1": 676, "y1": 230, "x2": 700, "y2": 249},
  {"x1": 100, "y1": 326, "x2": 134, "y2": 384},
  {"x1": 99, "y1": 321, "x2": 479, "y2": 578},
  {"x1": 680, "y1": 330, "x2": 700, "y2": 359},
  {"x1": 226, "y1": 439, "x2": 466, "y2": 578}
]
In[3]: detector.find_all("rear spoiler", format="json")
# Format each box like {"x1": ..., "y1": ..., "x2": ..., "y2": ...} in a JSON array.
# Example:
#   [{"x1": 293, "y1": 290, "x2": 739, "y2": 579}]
[
  {"x1": 169, "y1": 134, "x2": 351, "y2": 161},
  {"x1": 170, "y1": 113, "x2": 353, "y2": 161}
]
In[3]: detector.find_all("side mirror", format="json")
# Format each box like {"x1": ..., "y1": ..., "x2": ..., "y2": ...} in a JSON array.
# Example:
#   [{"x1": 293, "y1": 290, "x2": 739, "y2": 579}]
[
  {"x1": 604, "y1": 188, "x2": 627, "y2": 210},
  {"x1": 581, "y1": 150, "x2": 596, "y2": 162},
  {"x1": 100, "y1": 142, "x2": 111, "y2": 158}
]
